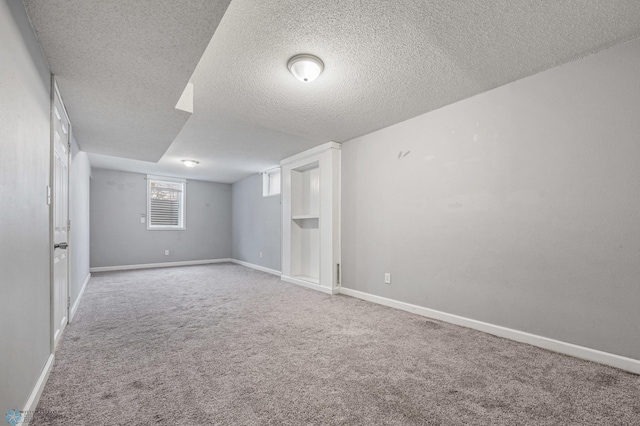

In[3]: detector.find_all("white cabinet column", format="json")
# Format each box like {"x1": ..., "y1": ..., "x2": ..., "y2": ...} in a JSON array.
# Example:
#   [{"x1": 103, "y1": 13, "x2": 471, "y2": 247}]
[{"x1": 281, "y1": 142, "x2": 341, "y2": 294}]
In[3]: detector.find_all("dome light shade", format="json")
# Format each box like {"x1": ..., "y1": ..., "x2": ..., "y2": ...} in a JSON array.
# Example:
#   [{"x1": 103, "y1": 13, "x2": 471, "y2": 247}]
[
  {"x1": 181, "y1": 159, "x2": 199, "y2": 168},
  {"x1": 287, "y1": 54, "x2": 324, "y2": 83}
]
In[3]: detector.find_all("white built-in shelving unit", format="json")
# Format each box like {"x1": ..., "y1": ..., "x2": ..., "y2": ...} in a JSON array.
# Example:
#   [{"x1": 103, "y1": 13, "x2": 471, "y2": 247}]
[{"x1": 281, "y1": 142, "x2": 340, "y2": 294}]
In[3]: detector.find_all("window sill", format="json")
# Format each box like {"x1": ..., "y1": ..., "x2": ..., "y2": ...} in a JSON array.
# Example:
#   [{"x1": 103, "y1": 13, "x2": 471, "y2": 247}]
[{"x1": 146, "y1": 227, "x2": 186, "y2": 231}]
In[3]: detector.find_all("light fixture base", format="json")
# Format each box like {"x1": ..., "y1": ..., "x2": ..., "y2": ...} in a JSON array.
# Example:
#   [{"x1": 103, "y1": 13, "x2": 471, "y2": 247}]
[
  {"x1": 181, "y1": 159, "x2": 199, "y2": 168},
  {"x1": 287, "y1": 54, "x2": 324, "y2": 83}
]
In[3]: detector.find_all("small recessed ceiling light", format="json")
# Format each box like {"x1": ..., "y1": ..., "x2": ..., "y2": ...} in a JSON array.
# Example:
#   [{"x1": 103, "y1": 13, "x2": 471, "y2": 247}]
[
  {"x1": 181, "y1": 159, "x2": 199, "y2": 168},
  {"x1": 287, "y1": 54, "x2": 324, "y2": 83}
]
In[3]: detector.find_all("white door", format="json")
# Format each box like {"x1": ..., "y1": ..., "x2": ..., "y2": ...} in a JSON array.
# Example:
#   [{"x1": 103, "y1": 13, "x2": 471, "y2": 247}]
[{"x1": 52, "y1": 83, "x2": 70, "y2": 349}]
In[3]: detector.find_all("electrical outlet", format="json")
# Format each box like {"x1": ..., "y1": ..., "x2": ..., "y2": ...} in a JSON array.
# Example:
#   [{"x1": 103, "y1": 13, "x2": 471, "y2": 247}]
[
  {"x1": 384, "y1": 273, "x2": 391, "y2": 284},
  {"x1": 165, "y1": 250, "x2": 169, "y2": 256},
  {"x1": 259, "y1": 251, "x2": 263, "y2": 258}
]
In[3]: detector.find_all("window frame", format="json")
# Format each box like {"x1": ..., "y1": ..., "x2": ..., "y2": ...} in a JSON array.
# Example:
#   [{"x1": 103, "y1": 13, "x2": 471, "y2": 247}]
[
  {"x1": 262, "y1": 168, "x2": 281, "y2": 197},
  {"x1": 146, "y1": 175, "x2": 187, "y2": 231}
]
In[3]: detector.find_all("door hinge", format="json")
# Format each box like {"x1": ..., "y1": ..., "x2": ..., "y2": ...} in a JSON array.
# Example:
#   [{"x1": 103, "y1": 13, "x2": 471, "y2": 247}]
[
  {"x1": 336, "y1": 263, "x2": 341, "y2": 286},
  {"x1": 68, "y1": 296, "x2": 71, "y2": 307},
  {"x1": 68, "y1": 219, "x2": 71, "y2": 231}
]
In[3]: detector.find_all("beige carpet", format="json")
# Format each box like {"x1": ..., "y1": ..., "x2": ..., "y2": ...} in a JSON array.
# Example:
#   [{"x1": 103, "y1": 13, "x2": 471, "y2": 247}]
[{"x1": 32, "y1": 263, "x2": 640, "y2": 425}]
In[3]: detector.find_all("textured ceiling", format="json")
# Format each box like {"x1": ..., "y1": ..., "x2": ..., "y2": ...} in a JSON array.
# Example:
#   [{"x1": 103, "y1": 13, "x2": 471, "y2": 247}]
[
  {"x1": 23, "y1": 0, "x2": 231, "y2": 161},
  {"x1": 23, "y1": 0, "x2": 640, "y2": 182}
]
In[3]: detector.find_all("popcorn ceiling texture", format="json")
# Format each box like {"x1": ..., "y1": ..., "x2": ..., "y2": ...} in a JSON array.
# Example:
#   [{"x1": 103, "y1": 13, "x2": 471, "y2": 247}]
[
  {"x1": 167, "y1": 0, "x2": 640, "y2": 182},
  {"x1": 22, "y1": 0, "x2": 232, "y2": 162},
  {"x1": 22, "y1": 1, "x2": 640, "y2": 181},
  {"x1": 31, "y1": 264, "x2": 640, "y2": 425}
]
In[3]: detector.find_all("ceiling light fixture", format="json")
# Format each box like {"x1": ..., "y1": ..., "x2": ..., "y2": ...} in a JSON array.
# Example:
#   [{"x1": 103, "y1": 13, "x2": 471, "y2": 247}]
[
  {"x1": 181, "y1": 159, "x2": 199, "y2": 168},
  {"x1": 287, "y1": 54, "x2": 324, "y2": 83}
]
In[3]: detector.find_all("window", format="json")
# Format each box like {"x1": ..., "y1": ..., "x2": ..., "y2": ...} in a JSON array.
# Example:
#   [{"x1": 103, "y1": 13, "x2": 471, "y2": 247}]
[
  {"x1": 263, "y1": 168, "x2": 281, "y2": 197},
  {"x1": 147, "y1": 175, "x2": 186, "y2": 230}
]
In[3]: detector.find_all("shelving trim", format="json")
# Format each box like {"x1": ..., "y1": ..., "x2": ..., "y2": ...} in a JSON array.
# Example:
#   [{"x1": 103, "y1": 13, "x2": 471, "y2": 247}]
[{"x1": 292, "y1": 214, "x2": 320, "y2": 220}]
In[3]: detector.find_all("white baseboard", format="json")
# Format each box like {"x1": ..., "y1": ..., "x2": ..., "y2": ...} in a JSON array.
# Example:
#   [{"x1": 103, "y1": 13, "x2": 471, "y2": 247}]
[
  {"x1": 18, "y1": 353, "x2": 54, "y2": 425},
  {"x1": 89, "y1": 258, "x2": 233, "y2": 273},
  {"x1": 339, "y1": 287, "x2": 640, "y2": 375},
  {"x1": 230, "y1": 259, "x2": 281, "y2": 276},
  {"x1": 70, "y1": 273, "x2": 90, "y2": 322},
  {"x1": 281, "y1": 275, "x2": 340, "y2": 295}
]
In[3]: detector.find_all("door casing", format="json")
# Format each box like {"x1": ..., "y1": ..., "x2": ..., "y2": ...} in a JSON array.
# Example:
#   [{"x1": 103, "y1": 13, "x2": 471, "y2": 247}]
[{"x1": 50, "y1": 78, "x2": 71, "y2": 352}]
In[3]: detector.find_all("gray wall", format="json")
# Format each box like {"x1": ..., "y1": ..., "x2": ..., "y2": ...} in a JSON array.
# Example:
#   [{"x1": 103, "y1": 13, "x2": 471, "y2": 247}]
[
  {"x1": 0, "y1": 0, "x2": 52, "y2": 412},
  {"x1": 341, "y1": 38, "x2": 640, "y2": 361},
  {"x1": 91, "y1": 169, "x2": 232, "y2": 267},
  {"x1": 232, "y1": 173, "x2": 281, "y2": 271},
  {"x1": 70, "y1": 136, "x2": 91, "y2": 304}
]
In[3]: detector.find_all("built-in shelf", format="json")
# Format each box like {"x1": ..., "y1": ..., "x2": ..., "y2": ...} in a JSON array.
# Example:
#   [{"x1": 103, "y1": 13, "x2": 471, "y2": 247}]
[
  {"x1": 292, "y1": 214, "x2": 320, "y2": 220},
  {"x1": 281, "y1": 142, "x2": 341, "y2": 294}
]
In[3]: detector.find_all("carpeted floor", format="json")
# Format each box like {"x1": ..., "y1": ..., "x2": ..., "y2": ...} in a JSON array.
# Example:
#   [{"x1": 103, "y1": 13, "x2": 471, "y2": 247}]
[{"x1": 32, "y1": 263, "x2": 639, "y2": 425}]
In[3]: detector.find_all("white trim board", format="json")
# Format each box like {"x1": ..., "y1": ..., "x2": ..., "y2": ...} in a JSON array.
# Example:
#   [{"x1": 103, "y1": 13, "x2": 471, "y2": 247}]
[
  {"x1": 339, "y1": 287, "x2": 640, "y2": 375},
  {"x1": 19, "y1": 353, "x2": 54, "y2": 425},
  {"x1": 230, "y1": 259, "x2": 281, "y2": 276},
  {"x1": 90, "y1": 258, "x2": 232, "y2": 273},
  {"x1": 280, "y1": 141, "x2": 340, "y2": 166},
  {"x1": 281, "y1": 275, "x2": 340, "y2": 295},
  {"x1": 70, "y1": 273, "x2": 91, "y2": 322}
]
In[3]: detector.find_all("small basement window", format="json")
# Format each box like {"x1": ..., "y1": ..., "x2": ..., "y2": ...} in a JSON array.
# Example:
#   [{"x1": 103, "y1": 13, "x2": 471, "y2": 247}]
[
  {"x1": 263, "y1": 168, "x2": 281, "y2": 197},
  {"x1": 147, "y1": 175, "x2": 186, "y2": 230}
]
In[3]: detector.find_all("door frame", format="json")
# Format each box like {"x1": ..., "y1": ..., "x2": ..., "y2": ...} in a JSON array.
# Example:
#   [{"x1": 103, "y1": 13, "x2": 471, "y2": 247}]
[{"x1": 50, "y1": 77, "x2": 71, "y2": 352}]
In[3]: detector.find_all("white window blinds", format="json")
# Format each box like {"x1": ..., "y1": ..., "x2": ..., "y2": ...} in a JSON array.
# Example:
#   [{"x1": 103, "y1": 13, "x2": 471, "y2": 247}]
[{"x1": 147, "y1": 176, "x2": 186, "y2": 229}]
